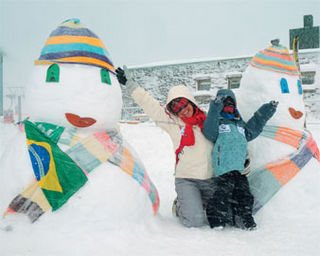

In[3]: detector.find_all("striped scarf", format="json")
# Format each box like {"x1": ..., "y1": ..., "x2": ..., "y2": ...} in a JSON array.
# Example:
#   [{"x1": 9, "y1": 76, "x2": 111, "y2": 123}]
[
  {"x1": 64, "y1": 128, "x2": 160, "y2": 215},
  {"x1": 4, "y1": 122, "x2": 160, "y2": 222},
  {"x1": 249, "y1": 125, "x2": 320, "y2": 213}
]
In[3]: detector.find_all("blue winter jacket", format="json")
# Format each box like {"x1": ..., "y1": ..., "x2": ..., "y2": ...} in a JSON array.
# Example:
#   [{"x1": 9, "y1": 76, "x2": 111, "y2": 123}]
[{"x1": 203, "y1": 89, "x2": 277, "y2": 177}]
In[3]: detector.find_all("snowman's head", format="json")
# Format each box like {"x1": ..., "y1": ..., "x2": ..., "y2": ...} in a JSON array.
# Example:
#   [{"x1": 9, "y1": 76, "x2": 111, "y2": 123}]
[
  {"x1": 25, "y1": 19, "x2": 122, "y2": 132},
  {"x1": 237, "y1": 42, "x2": 305, "y2": 130}
]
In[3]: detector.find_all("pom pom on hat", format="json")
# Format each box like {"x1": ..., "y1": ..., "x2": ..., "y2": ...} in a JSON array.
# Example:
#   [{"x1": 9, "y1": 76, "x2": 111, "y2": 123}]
[
  {"x1": 250, "y1": 40, "x2": 299, "y2": 76},
  {"x1": 34, "y1": 18, "x2": 115, "y2": 72}
]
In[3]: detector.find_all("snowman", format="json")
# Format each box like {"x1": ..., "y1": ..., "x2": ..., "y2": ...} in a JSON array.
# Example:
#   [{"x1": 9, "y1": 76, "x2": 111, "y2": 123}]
[
  {"x1": 236, "y1": 40, "x2": 319, "y2": 212},
  {"x1": 0, "y1": 19, "x2": 159, "y2": 228},
  {"x1": 237, "y1": 40, "x2": 307, "y2": 168}
]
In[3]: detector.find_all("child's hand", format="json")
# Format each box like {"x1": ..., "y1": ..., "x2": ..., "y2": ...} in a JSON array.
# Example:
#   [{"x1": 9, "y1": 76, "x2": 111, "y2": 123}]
[
  {"x1": 270, "y1": 100, "x2": 279, "y2": 107},
  {"x1": 213, "y1": 95, "x2": 225, "y2": 105},
  {"x1": 258, "y1": 101, "x2": 278, "y2": 120},
  {"x1": 210, "y1": 97, "x2": 224, "y2": 112},
  {"x1": 269, "y1": 101, "x2": 279, "y2": 114}
]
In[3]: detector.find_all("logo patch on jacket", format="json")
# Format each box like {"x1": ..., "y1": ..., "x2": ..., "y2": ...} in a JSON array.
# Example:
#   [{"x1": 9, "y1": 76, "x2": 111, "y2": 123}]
[
  {"x1": 237, "y1": 126, "x2": 246, "y2": 136},
  {"x1": 219, "y1": 124, "x2": 231, "y2": 133}
]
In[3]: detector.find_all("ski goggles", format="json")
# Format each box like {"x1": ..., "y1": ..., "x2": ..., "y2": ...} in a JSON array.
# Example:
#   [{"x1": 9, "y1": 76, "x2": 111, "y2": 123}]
[
  {"x1": 222, "y1": 97, "x2": 236, "y2": 113},
  {"x1": 223, "y1": 97, "x2": 235, "y2": 107},
  {"x1": 169, "y1": 98, "x2": 190, "y2": 114}
]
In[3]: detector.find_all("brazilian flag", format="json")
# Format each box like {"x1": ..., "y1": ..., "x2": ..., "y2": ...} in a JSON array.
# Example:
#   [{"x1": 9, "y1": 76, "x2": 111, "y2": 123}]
[{"x1": 24, "y1": 120, "x2": 88, "y2": 211}]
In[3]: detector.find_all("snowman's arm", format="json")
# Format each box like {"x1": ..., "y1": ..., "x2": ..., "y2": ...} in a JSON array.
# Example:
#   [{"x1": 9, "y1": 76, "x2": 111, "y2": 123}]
[
  {"x1": 202, "y1": 100, "x2": 222, "y2": 143},
  {"x1": 244, "y1": 102, "x2": 277, "y2": 141}
]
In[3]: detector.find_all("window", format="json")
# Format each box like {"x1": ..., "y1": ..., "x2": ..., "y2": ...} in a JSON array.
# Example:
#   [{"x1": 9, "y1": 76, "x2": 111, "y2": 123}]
[
  {"x1": 225, "y1": 73, "x2": 242, "y2": 89},
  {"x1": 194, "y1": 94, "x2": 212, "y2": 111},
  {"x1": 229, "y1": 79, "x2": 241, "y2": 89},
  {"x1": 194, "y1": 76, "x2": 211, "y2": 91},
  {"x1": 198, "y1": 80, "x2": 211, "y2": 91},
  {"x1": 301, "y1": 71, "x2": 315, "y2": 85}
]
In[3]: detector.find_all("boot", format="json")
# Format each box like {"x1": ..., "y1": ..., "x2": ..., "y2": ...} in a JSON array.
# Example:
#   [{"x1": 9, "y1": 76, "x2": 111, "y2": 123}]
[
  {"x1": 241, "y1": 215, "x2": 257, "y2": 230},
  {"x1": 207, "y1": 216, "x2": 226, "y2": 229},
  {"x1": 172, "y1": 198, "x2": 179, "y2": 217}
]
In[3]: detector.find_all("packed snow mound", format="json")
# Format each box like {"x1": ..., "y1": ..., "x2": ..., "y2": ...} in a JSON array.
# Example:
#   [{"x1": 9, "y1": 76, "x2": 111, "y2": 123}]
[{"x1": 1, "y1": 122, "x2": 320, "y2": 256}]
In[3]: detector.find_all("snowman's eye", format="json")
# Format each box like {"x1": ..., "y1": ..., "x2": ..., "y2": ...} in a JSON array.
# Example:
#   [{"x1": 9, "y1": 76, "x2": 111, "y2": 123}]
[
  {"x1": 297, "y1": 80, "x2": 303, "y2": 95},
  {"x1": 101, "y1": 69, "x2": 111, "y2": 85},
  {"x1": 46, "y1": 64, "x2": 60, "y2": 83},
  {"x1": 280, "y1": 78, "x2": 289, "y2": 93}
]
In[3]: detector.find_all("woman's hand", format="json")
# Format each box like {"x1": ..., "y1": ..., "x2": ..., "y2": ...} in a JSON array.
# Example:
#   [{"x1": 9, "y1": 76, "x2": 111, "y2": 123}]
[{"x1": 115, "y1": 67, "x2": 128, "y2": 85}]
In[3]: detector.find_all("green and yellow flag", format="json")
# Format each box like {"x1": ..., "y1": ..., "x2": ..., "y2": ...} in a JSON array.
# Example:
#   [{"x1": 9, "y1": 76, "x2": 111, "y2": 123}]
[{"x1": 24, "y1": 120, "x2": 88, "y2": 210}]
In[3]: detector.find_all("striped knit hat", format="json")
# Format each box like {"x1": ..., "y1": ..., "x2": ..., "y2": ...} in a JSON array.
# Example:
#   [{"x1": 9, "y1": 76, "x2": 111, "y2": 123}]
[
  {"x1": 250, "y1": 42, "x2": 299, "y2": 76},
  {"x1": 35, "y1": 18, "x2": 115, "y2": 72}
]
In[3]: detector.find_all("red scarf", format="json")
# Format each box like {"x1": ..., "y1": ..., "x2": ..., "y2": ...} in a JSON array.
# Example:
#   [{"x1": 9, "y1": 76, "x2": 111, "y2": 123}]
[{"x1": 175, "y1": 108, "x2": 206, "y2": 164}]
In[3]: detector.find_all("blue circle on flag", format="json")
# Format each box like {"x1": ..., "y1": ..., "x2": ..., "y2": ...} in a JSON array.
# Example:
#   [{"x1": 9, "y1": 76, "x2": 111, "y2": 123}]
[{"x1": 28, "y1": 143, "x2": 51, "y2": 181}]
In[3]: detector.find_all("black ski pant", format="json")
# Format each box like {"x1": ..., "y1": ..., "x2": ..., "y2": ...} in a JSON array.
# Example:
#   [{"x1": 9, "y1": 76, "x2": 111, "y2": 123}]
[{"x1": 206, "y1": 170, "x2": 254, "y2": 228}]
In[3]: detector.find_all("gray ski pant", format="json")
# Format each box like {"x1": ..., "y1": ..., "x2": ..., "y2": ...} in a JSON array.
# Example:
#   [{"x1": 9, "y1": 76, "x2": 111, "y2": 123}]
[{"x1": 175, "y1": 177, "x2": 215, "y2": 227}]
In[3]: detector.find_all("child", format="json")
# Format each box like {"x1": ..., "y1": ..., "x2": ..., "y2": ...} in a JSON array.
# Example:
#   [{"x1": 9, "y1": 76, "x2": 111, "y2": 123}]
[{"x1": 203, "y1": 89, "x2": 277, "y2": 230}]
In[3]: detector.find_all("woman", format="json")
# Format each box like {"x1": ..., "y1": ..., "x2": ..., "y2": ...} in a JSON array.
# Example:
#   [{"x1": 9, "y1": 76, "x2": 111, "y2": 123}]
[{"x1": 116, "y1": 67, "x2": 214, "y2": 227}]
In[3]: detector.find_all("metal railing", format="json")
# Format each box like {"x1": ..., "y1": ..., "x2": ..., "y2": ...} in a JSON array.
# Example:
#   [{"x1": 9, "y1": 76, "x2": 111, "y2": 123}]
[
  {"x1": 121, "y1": 106, "x2": 146, "y2": 121},
  {"x1": 2, "y1": 86, "x2": 25, "y2": 123}
]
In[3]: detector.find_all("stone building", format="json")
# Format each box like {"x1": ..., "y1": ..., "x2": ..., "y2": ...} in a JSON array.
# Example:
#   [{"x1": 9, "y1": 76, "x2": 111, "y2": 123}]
[{"x1": 123, "y1": 15, "x2": 320, "y2": 120}]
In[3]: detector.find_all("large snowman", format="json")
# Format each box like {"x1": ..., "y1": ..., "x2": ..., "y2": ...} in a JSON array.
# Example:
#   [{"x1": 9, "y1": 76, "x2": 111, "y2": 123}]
[
  {"x1": 0, "y1": 19, "x2": 158, "y2": 229},
  {"x1": 236, "y1": 40, "x2": 319, "y2": 212}
]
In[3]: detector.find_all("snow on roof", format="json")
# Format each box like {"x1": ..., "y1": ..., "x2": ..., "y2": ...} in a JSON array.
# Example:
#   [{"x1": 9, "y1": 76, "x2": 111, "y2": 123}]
[
  {"x1": 193, "y1": 74, "x2": 212, "y2": 80},
  {"x1": 129, "y1": 54, "x2": 254, "y2": 69},
  {"x1": 303, "y1": 84, "x2": 317, "y2": 91},
  {"x1": 193, "y1": 90, "x2": 216, "y2": 97},
  {"x1": 300, "y1": 63, "x2": 318, "y2": 72},
  {"x1": 129, "y1": 48, "x2": 320, "y2": 70},
  {"x1": 290, "y1": 48, "x2": 320, "y2": 54},
  {"x1": 225, "y1": 71, "x2": 243, "y2": 78}
]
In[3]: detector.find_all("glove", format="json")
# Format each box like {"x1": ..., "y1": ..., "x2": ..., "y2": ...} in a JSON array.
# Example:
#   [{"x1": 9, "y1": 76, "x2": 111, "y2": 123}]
[
  {"x1": 258, "y1": 101, "x2": 278, "y2": 120},
  {"x1": 115, "y1": 67, "x2": 127, "y2": 85},
  {"x1": 210, "y1": 97, "x2": 224, "y2": 113},
  {"x1": 270, "y1": 100, "x2": 279, "y2": 107},
  {"x1": 212, "y1": 95, "x2": 225, "y2": 105},
  {"x1": 115, "y1": 66, "x2": 139, "y2": 95}
]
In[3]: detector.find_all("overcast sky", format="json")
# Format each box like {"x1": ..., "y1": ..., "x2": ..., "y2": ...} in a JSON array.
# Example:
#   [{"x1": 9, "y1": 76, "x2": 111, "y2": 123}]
[{"x1": 1, "y1": 0, "x2": 320, "y2": 87}]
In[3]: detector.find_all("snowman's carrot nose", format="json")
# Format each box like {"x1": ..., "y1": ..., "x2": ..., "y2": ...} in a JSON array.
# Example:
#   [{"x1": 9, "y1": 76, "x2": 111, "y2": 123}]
[{"x1": 65, "y1": 113, "x2": 96, "y2": 128}]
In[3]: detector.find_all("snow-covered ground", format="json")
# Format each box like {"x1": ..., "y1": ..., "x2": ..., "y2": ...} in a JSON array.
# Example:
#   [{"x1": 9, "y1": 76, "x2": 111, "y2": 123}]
[{"x1": 0, "y1": 120, "x2": 320, "y2": 256}]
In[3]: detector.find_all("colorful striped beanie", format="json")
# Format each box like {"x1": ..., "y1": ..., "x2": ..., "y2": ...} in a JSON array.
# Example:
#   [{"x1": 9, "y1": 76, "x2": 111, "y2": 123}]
[
  {"x1": 35, "y1": 18, "x2": 115, "y2": 72},
  {"x1": 250, "y1": 42, "x2": 299, "y2": 76}
]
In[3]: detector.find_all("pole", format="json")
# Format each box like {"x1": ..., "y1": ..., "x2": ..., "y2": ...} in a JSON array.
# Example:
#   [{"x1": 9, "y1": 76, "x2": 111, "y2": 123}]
[
  {"x1": 0, "y1": 55, "x2": 3, "y2": 116},
  {"x1": 18, "y1": 95, "x2": 22, "y2": 122}
]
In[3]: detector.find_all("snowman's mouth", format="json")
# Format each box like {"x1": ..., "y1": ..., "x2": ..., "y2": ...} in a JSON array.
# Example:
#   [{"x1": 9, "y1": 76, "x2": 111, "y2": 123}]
[
  {"x1": 65, "y1": 113, "x2": 96, "y2": 128},
  {"x1": 288, "y1": 107, "x2": 303, "y2": 120}
]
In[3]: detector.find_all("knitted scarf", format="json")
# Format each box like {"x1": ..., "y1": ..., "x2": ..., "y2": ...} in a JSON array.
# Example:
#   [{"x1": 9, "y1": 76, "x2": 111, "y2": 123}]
[
  {"x1": 4, "y1": 121, "x2": 160, "y2": 222},
  {"x1": 249, "y1": 125, "x2": 320, "y2": 214},
  {"x1": 175, "y1": 108, "x2": 206, "y2": 164}
]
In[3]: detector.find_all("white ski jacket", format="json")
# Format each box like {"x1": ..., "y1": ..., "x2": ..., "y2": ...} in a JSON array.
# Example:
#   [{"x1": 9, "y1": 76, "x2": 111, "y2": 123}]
[{"x1": 131, "y1": 85, "x2": 214, "y2": 180}]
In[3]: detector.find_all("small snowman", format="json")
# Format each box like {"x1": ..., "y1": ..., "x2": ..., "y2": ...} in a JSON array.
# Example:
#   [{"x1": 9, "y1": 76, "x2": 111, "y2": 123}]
[
  {"x1": 236, "y1": 40, "x2": 320, "y2": 212},
  {"x1": 237, "y1": 40, "x2": 307, "y2": 169},
  {"x1": 0, "y1": 19, "x2": 159, "y2": 228}
]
